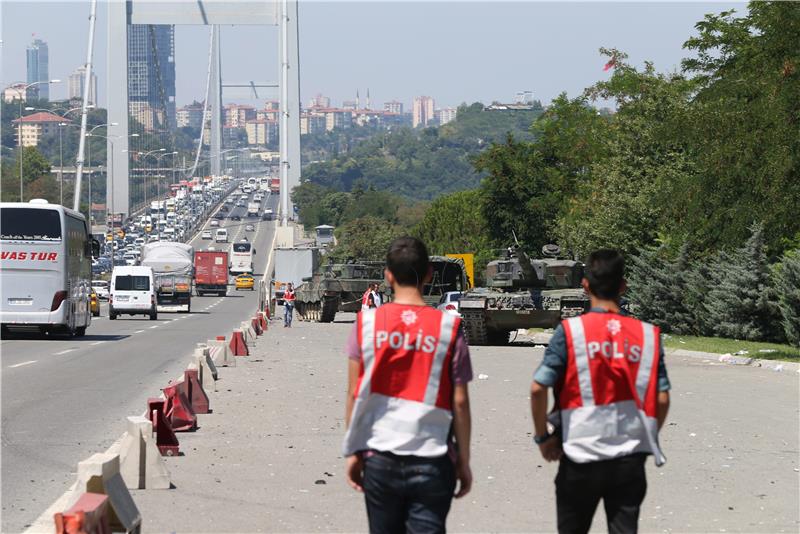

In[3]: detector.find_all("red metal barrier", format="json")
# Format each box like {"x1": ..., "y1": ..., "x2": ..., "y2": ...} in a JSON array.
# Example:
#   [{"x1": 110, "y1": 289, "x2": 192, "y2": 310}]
[
  {"x1": 147, "y1": 398, "x2": 180, "y2": 456},
  {"x1": 181, "y1": 369, "x2": 210, "y2": 414},
  {"x1": 258, "y1": 313, "x2": 267, "y2": 331},
  {"x1": 162, "y1": 382, "x2": 198, "y2": 431},
  {"x1": 54, "y1": 492, "x2": 111, "y2": 534},
  {"x1": 251, "y1": 317, "x2": 262, "y2": 336},
  {"x1": 229, "y1": 330, "x2": 249, "y2": 356},
  {"x1": 216, "y1": 335, "x2": 225, "y2": 342}
]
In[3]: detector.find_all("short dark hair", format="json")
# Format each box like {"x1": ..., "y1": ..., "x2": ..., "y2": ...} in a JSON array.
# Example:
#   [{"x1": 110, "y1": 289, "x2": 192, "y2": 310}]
[
  {"x1": 386, "y1": 237, "x2": 429, "y2": 287},
  {"x1": 585, "y1": 249, "x2": 625, "y2": 299}
]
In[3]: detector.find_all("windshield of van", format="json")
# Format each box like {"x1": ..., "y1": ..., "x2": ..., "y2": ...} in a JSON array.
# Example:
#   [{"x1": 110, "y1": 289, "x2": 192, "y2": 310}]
[
  {"x1": 0, "y1": 207, "x2": 61, "y2": 241},
  {"x1": 114, "y1": 275, "x2": 150, "y2": 291}
]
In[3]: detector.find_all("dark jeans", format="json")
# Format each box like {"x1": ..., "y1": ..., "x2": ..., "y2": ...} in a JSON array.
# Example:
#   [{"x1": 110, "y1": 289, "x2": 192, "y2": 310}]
[
  {"x1": 284, "y1": 302, "x2": 294, "y2": 326},
  {"x1": 363, "y1": 452, "x2": 456, "y2": 534},
  {"x1": 555, "y1": 453, "x2": 648, "y2": 534}
]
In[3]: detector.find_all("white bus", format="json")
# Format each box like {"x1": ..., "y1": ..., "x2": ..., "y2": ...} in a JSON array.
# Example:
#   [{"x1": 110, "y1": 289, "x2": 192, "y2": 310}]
[
  {"x1": 1, "y1": 200, "x2": 99, "y2": 336},
  {"x1": 229, "y1": 241, "x2": 254, "y2": 274}
]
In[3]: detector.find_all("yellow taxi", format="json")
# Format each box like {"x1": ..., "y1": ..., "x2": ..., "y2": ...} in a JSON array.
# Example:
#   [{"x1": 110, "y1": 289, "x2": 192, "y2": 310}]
[
  {"x1": 235, "y1": 273, "x2": 255, "y2": 291},
  {"x1": 90, "y1": 289, "x2": 101, "y2": 317}
]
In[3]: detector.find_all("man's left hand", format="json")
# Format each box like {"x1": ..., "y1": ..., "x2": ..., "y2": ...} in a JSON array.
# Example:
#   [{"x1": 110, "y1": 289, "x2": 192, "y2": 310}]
[{"x1": 538, "y1": 438, "x2": 563, "y2": 462}]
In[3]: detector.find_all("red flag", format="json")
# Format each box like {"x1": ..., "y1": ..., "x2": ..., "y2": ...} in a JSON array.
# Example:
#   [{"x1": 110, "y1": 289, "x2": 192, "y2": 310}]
[{"x1": 603, "y1": 58, "x2": 617, "y2": 71}]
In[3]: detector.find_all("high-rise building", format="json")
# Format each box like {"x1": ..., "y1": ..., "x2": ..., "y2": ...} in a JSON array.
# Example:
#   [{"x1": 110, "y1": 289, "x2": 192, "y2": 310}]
[
  {"x1": 26, "y1": 39, "x2": 49, "y2": 100},
  {"x1": 436, "y1": 107, "x2": 457, "y2": 126},
  {"x1": 127, "y1": 25, "x2": 176, "y2": 130},
  {"x1": 384, "y1": 100, "x2": 403, "y2": 114},
  {"x1": 68, "y1": 66, "x2": 98, "y2": 105},
  {"x1": 412, "y1": 96, "x2": 435, "y2": 128}
]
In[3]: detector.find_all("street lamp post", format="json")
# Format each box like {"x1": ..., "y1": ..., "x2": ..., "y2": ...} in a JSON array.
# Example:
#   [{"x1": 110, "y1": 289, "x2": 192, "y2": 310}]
[
  {"x1": 141, "y1": 148, "x2": 166, "y2": 208},
  {"x1": 15, "y1": 79, "x2": 61, "y2": 201},
  {"x1": 154, "y1": 151, "x2": 178, "y2": 201},
  {"x1": 89, "y1": 134, "x2": 116, "y2": 227}
]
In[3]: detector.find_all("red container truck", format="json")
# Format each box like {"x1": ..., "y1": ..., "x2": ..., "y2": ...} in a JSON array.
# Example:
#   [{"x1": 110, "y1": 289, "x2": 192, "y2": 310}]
[{"x1": 194, "y1": 250, "x2": 229, "y2": 296}]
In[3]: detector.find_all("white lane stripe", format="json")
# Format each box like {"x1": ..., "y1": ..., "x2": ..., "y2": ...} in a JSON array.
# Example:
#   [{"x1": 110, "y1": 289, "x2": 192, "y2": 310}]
[
  {"x1": 149, "y1": 325, "x2": 159, "y2": 329},
  {"x1": 90, "y1": 341, "x2": 106, "y2": 346},
  {"x1": 134, "y1": 330, "x2": 145, "y2": 334},
  {"x1": 54, "y1": 349, "x2": 76, "y2": 355},
  {"x1": 8, "y1": 360, "x2": 37, "y2": 368}
]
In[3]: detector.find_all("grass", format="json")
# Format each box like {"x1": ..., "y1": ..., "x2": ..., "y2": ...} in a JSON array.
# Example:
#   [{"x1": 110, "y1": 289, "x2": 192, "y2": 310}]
[{"x1": 663, "y1": 334, "x2": 800, "y2": 363}]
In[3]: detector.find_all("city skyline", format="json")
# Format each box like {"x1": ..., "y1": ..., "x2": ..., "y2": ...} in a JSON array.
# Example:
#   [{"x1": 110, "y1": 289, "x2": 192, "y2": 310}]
[{"x1": 0, "y1": 2, "x2": 746, "y2": 110}]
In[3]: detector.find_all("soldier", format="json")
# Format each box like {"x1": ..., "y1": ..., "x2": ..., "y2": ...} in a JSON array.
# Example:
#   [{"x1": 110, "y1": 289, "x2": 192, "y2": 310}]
[
  {"x1": 344, "y1": 237, "x2": 473, "y2": 533},
  {"x1": 531, "y1": 249, "x2": 671, "y2": 534}
]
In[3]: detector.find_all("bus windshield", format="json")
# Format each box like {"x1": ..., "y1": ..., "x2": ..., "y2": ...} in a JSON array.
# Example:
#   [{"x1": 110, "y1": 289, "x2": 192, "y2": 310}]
[
  {"x1": 232, "y1": 243, "x2": 251, "y2": 253},
  {"x1": 0, "y1": 207, "x2": 61, "y2": 241},
  {"x1": 114, "y1": 275, "x2": 151, "y2": 291}
]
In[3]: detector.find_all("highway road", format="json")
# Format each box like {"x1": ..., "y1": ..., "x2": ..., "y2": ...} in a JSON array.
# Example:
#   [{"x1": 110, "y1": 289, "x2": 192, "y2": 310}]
[{"x1": 0, "y1": 190, "x2": 279, "y2": 533}]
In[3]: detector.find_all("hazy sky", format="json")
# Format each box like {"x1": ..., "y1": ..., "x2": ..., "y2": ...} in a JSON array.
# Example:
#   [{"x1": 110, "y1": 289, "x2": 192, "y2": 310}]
[{"x1": 1, "y1": 1, "x2": 746, "y2": 110}]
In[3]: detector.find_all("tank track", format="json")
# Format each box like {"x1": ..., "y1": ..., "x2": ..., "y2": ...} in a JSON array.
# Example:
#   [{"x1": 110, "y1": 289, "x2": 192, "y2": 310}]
[
  {"x1": 320, "y1": 297, "x2": 338, "y2": 323},
  {"x1": 460, "y1": 308, "x2": 488, "y2": 346}
]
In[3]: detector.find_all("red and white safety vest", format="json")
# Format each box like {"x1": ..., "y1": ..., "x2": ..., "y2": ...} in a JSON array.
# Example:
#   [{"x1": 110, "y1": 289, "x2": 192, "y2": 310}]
[
  {"x1": 343, "y1": 304, "x2": 460, "y2": 457},
  {"x1": 361, "y1": 289, "x2": 372, "y2": 311},
  {"x1": 559, "y1": 312, "x2": 666, "y2": 466}
]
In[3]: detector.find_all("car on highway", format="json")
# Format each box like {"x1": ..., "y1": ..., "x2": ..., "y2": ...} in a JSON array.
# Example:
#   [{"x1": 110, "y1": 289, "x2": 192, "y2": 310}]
[
  {"x1": 215, "y1": 229, "x2": 229, "y2": 243},
  {"x1": 210, "y1": 219, "x2": 220, "y2": 227},
  {"x1": 91, "y1": 280, "x2": 110, "y2": 300},
  {"x1": 262, "y1": 208, "x2": 274, "y2": 221},
  {"x1": 245, "y1": 224, "x2": 255, "y2": 232},
  {"x1": 436, "y1": 291, "x2": 462, "y2": 317},
  {"x1": 231, "y1": 215, "x2": 241, "y2": 221},
  {"x1": 90, "y1": 289, "x2": 101, "y2": 317},
  {"x1": 201, "y1": 230, "x2": 213, "y2": 240},
  {"x1": 214, "y1": 212, "x2": 225, "y2": 220},
  {"x1": 109, "y1": 265, "x2": 157, "y2": 320},
  {"x1": 235, "y1": 273, "x2": 255, "y2": 291}
]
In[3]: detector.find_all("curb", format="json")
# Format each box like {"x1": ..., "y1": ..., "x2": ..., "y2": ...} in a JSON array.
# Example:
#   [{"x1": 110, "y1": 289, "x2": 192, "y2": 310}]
[{"x1": 668, "y1": 348, "x2": 800, "y2": 373}]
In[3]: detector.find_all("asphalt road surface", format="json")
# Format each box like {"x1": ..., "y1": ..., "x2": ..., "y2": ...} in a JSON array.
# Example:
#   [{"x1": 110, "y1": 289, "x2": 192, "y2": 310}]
[
  {"x1": 0, "y1": 191, "x2": 278, "y2": 533},
  {"x1": 128, "y1": 312, "x2": 799, "y2": 533}
]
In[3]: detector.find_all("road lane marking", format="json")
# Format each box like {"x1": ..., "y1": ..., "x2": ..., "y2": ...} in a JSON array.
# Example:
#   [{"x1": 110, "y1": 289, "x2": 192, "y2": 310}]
[
  {"x1": 90, "y1": 341, "x2": 106, "y2": 346},
  {"x1": 134, "y1": 330, "x2": 145, "y2": 334},
  {"x1": 8, "y1": 360, "x2": 36, "y2": 368},
  {"x1": 149, "y1": 325, "x2": 159, "y2": 329},
  {"x1": 53, "y1": 349, "x2": 76, "y2": 355}
]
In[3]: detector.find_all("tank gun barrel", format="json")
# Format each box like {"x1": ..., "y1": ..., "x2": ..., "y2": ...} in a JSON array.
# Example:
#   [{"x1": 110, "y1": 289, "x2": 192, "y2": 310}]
[{"x1": 512, "y1": 246, "x2": 539, "y2": 282}]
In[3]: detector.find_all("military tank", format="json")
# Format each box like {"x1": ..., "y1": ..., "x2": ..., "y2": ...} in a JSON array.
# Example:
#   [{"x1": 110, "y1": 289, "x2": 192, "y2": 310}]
[
  {"x1": 459, "y1": 244, "x2": 590, "y2": 345},
  {"x1": 294, "y1": 261, "x2": 385, "y2": 323}
]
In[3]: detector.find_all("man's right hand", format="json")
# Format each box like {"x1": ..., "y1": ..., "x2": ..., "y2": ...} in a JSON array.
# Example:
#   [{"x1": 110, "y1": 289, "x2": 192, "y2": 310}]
[
  {"x1": 538, "y1": 438, "x2": 563, "y2": 462},
  {"x1": 454, "y1": 459, "x2": 472, "y2": 498},
  {"x1": 345, "y1": 454, "x2": 364, "y2": 492}
]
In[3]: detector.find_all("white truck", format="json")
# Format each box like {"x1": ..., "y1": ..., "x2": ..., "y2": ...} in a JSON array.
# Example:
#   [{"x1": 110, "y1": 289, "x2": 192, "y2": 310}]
[
  {"x1": 247, "y1": 202, "x2": 260, "y2": 217},
  {"x1": 140, "y1": 242, "x2": 194, "y2": 313}
]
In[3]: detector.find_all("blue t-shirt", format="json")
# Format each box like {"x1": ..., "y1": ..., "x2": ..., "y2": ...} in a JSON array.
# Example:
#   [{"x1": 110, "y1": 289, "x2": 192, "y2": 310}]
[{"x1": 533, "y1": 308, "x2": 671, "y2": 392}]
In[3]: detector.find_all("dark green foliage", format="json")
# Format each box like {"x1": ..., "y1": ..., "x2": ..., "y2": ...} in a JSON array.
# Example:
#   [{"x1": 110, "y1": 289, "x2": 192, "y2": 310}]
[
  {"x1": 301, "y1": 103, "x2": 543, "y2": 200},
  {"x1": 412, "y1": 189, "x2": 494, "y2": 272},
  {"x1": 627, "y1": 244, "x2": 694, "y2": 334},
  {"x1": 705, "y1": 224, "x2": 780, "y2": 341},
  {"x1": 773, "y1": 250, "x2": 800, "y2": 346},
  {"x1": 328, "y1": 216, "x2": 404, "y2": 262}
]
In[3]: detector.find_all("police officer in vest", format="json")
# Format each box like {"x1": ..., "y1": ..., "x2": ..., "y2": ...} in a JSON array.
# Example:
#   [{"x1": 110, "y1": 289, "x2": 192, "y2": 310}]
[
  {"x1": 531, "y1": 249, "x2": 671, "y2": 534},
  {"x1": 344, "y1": 236, "x2": 474, "y2": 533}
]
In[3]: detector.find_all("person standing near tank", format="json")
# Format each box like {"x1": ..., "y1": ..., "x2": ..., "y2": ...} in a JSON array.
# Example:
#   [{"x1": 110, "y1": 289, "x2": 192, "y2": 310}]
[
  {"x1": 283, "y1": 282, "x2": 296, "y2": 327},
  {"x1": 531, "y1": 249, "x2": 671, "y2": 534}
]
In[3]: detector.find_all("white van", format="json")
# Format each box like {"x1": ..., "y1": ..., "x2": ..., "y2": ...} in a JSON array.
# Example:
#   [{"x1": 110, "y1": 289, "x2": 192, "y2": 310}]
[
  {"x1": 109, "y1": 265, "x2": 157, "y2": 320},
  {"x1": 215, "y1": 229, "x2": 228, "y2": 243}
]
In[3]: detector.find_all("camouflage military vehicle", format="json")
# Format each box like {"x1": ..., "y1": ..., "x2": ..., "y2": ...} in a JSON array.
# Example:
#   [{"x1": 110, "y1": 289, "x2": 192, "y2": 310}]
[
  {"x1": 294, "y1": 261, "x2": 385, "y2": 323},
  {"x1": 459, "y1": 245, "x2": 590, "y2": 345}
]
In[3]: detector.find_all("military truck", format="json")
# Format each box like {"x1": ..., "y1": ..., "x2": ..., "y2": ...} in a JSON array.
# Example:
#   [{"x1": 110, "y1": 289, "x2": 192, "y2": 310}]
[
  {"x1": 294, "y1": 261, "x2": 385, "y2": 322},
  {"x1": 459, "y1": 245, "x2": 590, "y2": 345}
]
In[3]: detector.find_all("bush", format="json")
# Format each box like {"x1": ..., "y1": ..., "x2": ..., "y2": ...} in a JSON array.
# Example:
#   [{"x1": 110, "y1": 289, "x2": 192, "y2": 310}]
[{"x1": 774, "y1": 250, "x2": 800, "y2": 346}]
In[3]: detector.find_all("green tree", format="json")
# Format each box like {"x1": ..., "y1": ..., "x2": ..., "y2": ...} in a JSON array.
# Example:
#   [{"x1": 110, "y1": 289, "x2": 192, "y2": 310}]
[
  {"x1": 705, "y1": 224, "x2": 780, "y2": 341},
  {"x1": 678, "y1": 2, "x2": 800, "y2": 253},
  {"x1": 413, "y1": 189, "x2": 494, "y2": 271},
  {"x1": 1, "y1": 146, "x2": 54, "y2": 202},
  {"x1": 773, "y1": 249, "x2": 800, "y2": 345},
  {"x1": 329, "y1": 215, "x2": 403, "y2": 262}
]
